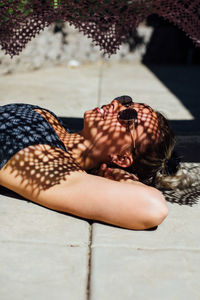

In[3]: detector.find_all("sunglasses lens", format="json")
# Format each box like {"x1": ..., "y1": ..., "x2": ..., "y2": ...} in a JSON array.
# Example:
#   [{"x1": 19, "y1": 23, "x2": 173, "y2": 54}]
[
  {"x1": 118, "y1": 108, "x2": 137, "y2": 121},
  {"x1": 114, "y1": 95, "x2": 133, "y2": 107}
]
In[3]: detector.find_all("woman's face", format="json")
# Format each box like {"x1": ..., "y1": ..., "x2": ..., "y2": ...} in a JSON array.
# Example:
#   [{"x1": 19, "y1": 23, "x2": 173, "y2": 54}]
[{"x1": 82, "y1": 99, "x2": 160, "y2": 158}]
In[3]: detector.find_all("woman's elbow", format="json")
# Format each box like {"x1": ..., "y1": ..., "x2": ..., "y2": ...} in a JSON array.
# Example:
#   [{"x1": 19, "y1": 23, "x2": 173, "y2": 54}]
[
  {"x1": 144, "y1": 189, "x2": 168, "y2": 229},
  {"x1": 149, "y1": 202, "x2": 168, "y2": 228}
]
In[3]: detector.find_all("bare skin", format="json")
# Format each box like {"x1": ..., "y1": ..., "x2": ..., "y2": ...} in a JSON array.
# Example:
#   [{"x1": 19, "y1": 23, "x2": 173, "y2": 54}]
[{"x1": 0, "y1": 100, "x2": 168, "y2": 230}]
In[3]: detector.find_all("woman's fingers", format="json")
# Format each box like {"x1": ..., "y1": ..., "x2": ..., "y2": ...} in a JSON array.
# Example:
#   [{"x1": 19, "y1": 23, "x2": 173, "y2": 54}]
[
  {"x1": 97, "y1": 164, "x2": 113, "y2": 179},
  {"x1": 104, "y1": 168, "x2": 115, "y2": 180},
  {"x1": 95, "y1": 163, "x2": 139, "y2": 182},
  {"x1": 100, "y1": 163, "x2": 107, "y2": 170}
]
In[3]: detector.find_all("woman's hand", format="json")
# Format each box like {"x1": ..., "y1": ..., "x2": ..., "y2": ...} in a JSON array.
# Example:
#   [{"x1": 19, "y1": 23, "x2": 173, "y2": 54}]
[{"x1": 95, "y1": 163, "x2": 139, "y2": 183}]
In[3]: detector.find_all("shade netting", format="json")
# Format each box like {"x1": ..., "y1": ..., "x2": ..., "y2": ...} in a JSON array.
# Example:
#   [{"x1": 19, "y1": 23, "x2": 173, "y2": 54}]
[{"x1": 0, "y1": 0, "x2": 200, "y2": 57}]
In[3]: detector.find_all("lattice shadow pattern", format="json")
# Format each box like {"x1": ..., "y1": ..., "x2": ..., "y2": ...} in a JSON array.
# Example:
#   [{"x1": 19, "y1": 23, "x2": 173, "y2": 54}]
[
  {"x1": 161, "y1": 163, "x2": 200, "y2": 206},
  {"x1": 0, "y1": 1, "x2": 199, "y2": 57},
  {"x1": 4, "y1": 144, "x2": 82, "y2": 197}
]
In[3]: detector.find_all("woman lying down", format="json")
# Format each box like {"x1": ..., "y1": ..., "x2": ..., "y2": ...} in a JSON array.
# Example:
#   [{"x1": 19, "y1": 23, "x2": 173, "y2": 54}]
[{"x1": 0, "y1": 95, "x2": 182, "y2": 230}]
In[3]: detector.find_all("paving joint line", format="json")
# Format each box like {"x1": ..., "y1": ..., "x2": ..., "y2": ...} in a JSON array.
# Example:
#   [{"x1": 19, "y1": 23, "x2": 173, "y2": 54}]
[
  {"x1": 0, "y1": 240, "x2": 87, "y2": 247},
  {"x1": 91, "y1": 245, "x2": 200, "y2": 251},
  {"x1": 86, "y1": 224, "x2": 93, "y2": 300}
]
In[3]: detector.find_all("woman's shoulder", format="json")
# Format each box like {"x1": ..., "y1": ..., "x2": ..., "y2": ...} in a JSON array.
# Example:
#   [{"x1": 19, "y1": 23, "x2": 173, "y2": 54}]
[
  {"x1": 1, "y1": 103, "x2": 39, "y2": 110},
  {"x1": 1, "y1": 103, "x2": 54, "y2": 113},
  {"x1": 0, "y1": 103, "x2": 62, "y2": 124}
]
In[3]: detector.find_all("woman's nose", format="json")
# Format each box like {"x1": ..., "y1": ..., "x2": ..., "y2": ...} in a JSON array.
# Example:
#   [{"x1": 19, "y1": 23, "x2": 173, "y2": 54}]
[{"x1": 111, "y1": 99, "x2": 123, "y2": 110}]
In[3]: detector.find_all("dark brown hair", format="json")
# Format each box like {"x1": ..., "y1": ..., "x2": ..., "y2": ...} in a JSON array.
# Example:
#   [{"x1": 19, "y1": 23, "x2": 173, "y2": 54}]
[
  {"x1": 129, "y1": 111, "x2": 194, "y2": 190},
  {"x1": 129, "y1": 111, "x2": 177, "y2": 184}
]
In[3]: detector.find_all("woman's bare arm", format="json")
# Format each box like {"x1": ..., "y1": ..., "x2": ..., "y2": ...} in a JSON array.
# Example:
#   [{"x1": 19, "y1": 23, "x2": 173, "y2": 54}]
[{"x1": 0, "y1": 145, "x2": 168, "y2": 230}]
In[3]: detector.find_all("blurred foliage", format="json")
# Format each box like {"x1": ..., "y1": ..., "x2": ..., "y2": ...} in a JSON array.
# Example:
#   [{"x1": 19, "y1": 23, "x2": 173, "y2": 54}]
[{"x1": 0, "y1": 0, "x2": 155, "y2": 19}]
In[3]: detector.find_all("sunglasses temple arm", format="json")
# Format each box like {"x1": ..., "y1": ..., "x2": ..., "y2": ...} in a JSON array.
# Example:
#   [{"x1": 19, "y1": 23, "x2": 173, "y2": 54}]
[
  {"x1": 132, "y1": 122, "x2": 136, "y2": 149},
  {"x1": 127, "y1": 121, "x2": 136, "y2": 150}
]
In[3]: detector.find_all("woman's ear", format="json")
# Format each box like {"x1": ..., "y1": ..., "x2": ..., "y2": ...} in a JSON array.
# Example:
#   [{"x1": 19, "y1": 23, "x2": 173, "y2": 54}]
[{"x1": 110, "y1": 153, "x2": 133, "y2": 168}]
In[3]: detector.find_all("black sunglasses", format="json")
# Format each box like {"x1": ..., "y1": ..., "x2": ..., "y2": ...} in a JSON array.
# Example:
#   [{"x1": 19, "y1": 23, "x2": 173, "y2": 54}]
[
  {"x1": 114, "y1": 95, "x2": 138, "y2": 151},
  {"x1": 114, "y1": 95, "x2": 138, "y2": 123}
]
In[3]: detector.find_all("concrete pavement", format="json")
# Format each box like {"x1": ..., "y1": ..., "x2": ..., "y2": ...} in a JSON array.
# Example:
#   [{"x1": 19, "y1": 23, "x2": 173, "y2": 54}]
[{"x1": 0, "y1": 61, "x2": 200, "y2": 299}]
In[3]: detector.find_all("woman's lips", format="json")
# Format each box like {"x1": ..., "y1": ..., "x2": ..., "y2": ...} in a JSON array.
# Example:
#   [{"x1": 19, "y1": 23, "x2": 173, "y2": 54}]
[{"x1": 93, "y1": 107, "x2": 104, "y2": 117}]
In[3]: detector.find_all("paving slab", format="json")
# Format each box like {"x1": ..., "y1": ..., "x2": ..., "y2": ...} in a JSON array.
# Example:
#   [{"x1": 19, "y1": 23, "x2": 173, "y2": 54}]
[
  {"x1": 90, "y1": 247, "x2": 200, "y2": 300},
  {"x1": 92, "y1": 61, "x2": 200, "y2": 300},
  {"x1": 90, "y1": 162, "x2": 200, "y2": 299},
  {"x1": 0, "y1": 62, "x2": 200, "y2": 300},
  {"x1": 99, "y1": 62, "x2": 194, "y2": 120},
  {"x1": 90, "y1": 195, "x2": 200, "y2": 300},
  {"x1": 91, "y1": 201, "x2": 200, "y2": 250},
  {"x1": 0, "y1": 64, "x2": 100, "y2": 117},
  {"x1": 0, "y1": 242, "x2": 88, "y2": 300},
  {"x1": 0, "y1": 63, "x2": 100, "y2": 300},
  {"x1": 0, "y1": 193, "x2": 90, "y2": 245},
  {"x1": 0, "y1": 193, "x2": 90, "y2": 300},
  {"x1": 0, "y1": 62, "x2": 196, "y2": 120}
]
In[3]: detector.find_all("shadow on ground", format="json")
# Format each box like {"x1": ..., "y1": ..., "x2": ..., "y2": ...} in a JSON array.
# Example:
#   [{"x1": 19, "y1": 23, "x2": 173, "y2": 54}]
[
  {"x1": 145, "y1": 65, "x2": 200, "y2": 134},
  {"x1": 140, "y1": 65, "x2": 200, "y2": 163},
  {"x1": 60, "y1": 116, "x2": 200, "y2": 163},
  {"x1": 139, "y1": 15, "x2": 200, "y2": 163}
]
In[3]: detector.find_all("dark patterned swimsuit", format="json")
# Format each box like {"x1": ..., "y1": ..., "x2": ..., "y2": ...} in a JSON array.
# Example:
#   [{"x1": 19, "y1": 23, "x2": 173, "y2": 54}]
[{"x1": 0, "y1": 103, "x2": 68, "y2": 169}]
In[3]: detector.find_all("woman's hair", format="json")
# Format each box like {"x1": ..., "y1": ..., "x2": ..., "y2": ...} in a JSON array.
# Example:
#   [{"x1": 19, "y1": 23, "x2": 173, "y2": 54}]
[{"x1": 129, "y1": 111, "x2": 192, "y2": 190}]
